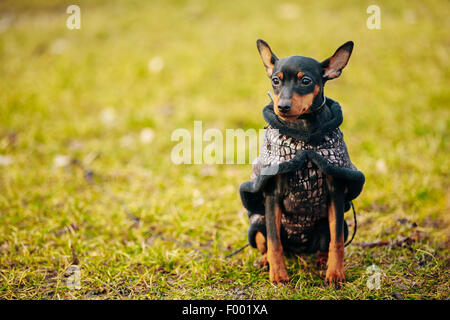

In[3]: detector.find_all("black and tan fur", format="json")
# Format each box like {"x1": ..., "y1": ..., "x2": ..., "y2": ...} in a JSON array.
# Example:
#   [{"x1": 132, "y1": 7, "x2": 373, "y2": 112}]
[{"x1": 255, "y1": 39, "x2": 354, "y2": 286}]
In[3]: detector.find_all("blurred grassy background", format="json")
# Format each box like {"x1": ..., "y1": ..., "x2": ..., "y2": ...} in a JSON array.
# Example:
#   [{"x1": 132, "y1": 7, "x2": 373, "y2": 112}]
[{"x1": 0, "y1": 0, "x2": 448, "y2": 299}]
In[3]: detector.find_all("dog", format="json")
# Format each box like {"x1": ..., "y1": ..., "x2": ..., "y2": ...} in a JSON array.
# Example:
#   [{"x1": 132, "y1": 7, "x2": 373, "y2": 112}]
[{"x1": 239, "y1": 40, "x2": 365, "y2": 287}]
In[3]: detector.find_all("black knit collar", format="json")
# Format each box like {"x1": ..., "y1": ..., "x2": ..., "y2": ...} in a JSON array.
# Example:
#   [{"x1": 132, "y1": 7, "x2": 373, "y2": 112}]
[{"x1": 262, "y1": 97, "x2": 343, "y2": 143}]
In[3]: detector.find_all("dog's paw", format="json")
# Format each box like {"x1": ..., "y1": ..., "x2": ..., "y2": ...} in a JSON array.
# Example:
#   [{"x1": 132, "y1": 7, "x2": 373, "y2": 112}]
[
  {"x1": 269, "y1": 266, "x2": 290, "y2": 285},
  {"x1": 315, "y1": 253, "x2": 328, "y2": 270},
  {"x1": 270, "y1": 273, "x2": 290, "y2": 285},
  {"x1": 324, "y1": 269, "x2": 345, "y2": 288},
  {"x1": 258, "y1": 254, "x2": 269, "y2": 271}
]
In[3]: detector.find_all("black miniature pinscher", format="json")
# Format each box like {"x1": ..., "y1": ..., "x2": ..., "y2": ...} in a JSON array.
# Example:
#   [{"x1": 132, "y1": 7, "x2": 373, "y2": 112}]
[{"x1": 254, "y1": 39, "x2": 354, "y2": 286}]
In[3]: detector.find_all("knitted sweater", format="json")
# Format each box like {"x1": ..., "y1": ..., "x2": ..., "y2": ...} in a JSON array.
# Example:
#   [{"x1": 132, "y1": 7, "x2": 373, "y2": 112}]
[{"x1": 239, "y1": 97, "x2": 365, "y2": 253}]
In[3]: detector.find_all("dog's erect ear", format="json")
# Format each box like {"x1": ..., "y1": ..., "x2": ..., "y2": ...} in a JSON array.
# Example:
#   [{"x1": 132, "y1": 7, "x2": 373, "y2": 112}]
[
  {"x1": 256, "y1": 39, "x2": 278, "y2": 78},
  {"x1": 321, "y1": 41, "x2": 354, "y2": 80}
]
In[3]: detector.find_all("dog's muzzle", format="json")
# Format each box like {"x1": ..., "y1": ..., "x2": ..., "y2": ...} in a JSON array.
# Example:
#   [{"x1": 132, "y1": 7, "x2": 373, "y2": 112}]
[{"x1": 277, "y1": 100, "x2": 291, "y2": 113}]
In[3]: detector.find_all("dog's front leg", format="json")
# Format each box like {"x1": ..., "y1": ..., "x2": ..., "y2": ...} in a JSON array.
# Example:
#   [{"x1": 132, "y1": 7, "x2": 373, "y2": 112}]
[
  {"x1": 265, "y1": 177, "x2": 289, "y2": 284},
  {"x1": 325, "y1": 176, "x2": 346, "y2": 287}
]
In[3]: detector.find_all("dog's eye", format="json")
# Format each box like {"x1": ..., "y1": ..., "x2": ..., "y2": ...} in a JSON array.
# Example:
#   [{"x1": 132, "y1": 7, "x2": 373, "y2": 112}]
[
  {"x1": 301, "y1": 77, "x2": 312, "y2": 85},
  {"x1": 272, "y1": 77, "x2": 281, "y2": 86}
]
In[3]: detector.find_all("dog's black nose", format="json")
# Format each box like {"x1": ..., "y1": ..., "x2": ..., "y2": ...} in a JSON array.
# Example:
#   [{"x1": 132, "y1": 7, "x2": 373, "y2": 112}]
[{"x1": 277, "y1": 100, "x2": 291, "y2": 113}]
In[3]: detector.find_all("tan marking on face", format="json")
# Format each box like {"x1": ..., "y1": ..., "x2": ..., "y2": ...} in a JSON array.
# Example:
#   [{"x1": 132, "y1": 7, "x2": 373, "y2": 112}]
[
  {"x1": 273, "y1": 93, "x2": 281, "y2": 116},
  {"x1": 297, "y1": 72, "x2": 305, "y2": 79},
  {"x1": 291, "y1": 92, "x2": 315, "y2": 116},
  {"x1": 275, "y1": 85, "x2": 320, "y2": 121},
  {"x1": 276, "y1": 72, "x2": 284, "y2": 80},
  {"x1": 273, "y1": 93, "x2": 293, "y2": 120}
]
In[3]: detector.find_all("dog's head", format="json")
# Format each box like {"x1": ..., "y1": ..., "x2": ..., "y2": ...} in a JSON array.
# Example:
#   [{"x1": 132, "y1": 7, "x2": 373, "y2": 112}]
[{"x1": 257, "y1": 39, "x2": 353, "y2": 121}]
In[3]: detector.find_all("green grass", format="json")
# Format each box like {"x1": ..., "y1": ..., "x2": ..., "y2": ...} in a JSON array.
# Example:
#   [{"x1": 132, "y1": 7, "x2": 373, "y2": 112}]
[{"x1": 0, "y1": 0, "x2": 449, "y2": 299}]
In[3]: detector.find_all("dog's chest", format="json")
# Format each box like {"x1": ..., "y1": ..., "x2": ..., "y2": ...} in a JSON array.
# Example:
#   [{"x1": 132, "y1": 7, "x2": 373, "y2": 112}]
[
  {"x1": 281, "y1": 161, "x2": 328, "y2": 227},
  {"x1": 252, "y1": 126, "x2": 352, "y2": 242},
  {"x1": 278, "y1": 153, "x2": 329, "y2": 242}
]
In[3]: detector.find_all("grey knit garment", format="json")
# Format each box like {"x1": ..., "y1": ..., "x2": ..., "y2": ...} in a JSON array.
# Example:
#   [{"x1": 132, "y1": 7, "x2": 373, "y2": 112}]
[{"x1": 249, "y1": 125, "x2": 356, "y2": 247}]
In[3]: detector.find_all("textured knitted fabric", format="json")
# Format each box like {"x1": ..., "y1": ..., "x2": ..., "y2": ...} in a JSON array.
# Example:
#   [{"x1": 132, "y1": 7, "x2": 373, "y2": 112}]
[{"x1": 239, "y1": 97, "x2": 365, "y2": 253}]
